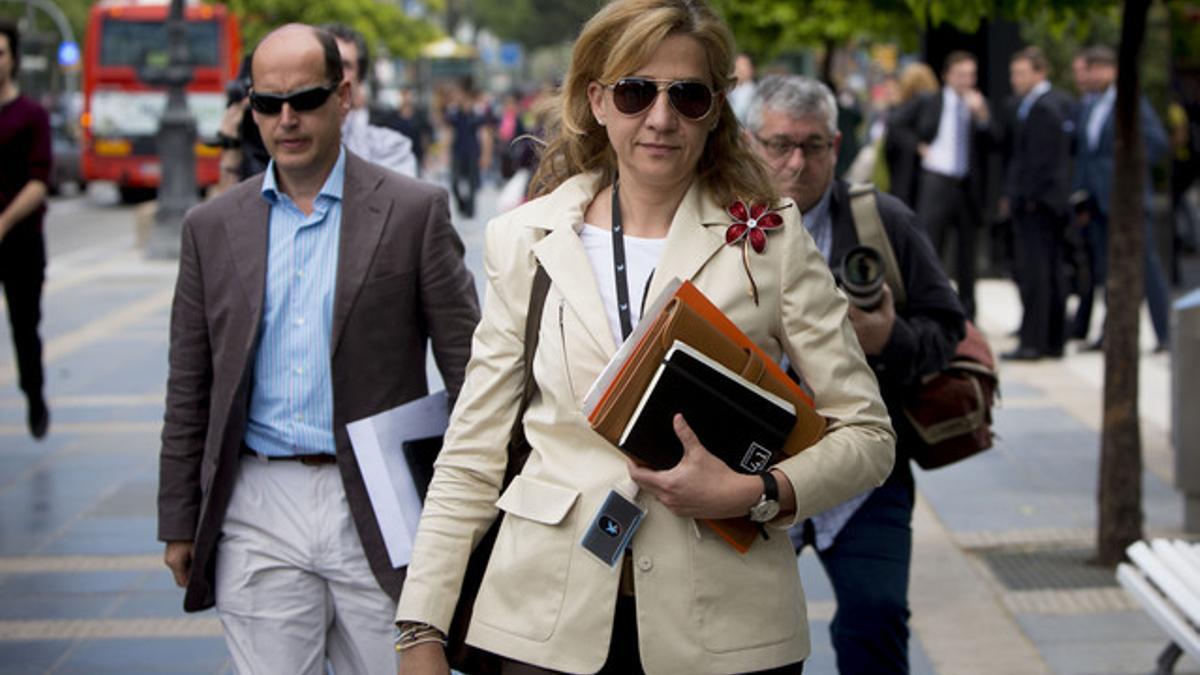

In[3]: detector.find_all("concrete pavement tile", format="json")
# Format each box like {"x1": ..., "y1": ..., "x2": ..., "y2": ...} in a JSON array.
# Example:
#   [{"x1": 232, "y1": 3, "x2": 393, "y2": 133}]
[
  {"x1": 53, "y1": 637, "x2": 229, "y2": 674},
  {"x1": 0, "y1": 571, "x2": 143, "y2": 596},
  {"x1": 797, "y1": 550, "x2": 834, "y2": 603},
  {"x1": 0, "y1": 594, "x2": 118, "y2": 621},
  {"x1": 106, "y1": 590, "x2": 191, "y2": 620},
  {"x1": 90, "y1": 481, "x2": 156, "y2": 518},
  {"x1": 41, "y1": 517, "x2": 158, "y2": 557},
  {"x1": 0, "y1": 641, "x2": 72, "y2": 675}
]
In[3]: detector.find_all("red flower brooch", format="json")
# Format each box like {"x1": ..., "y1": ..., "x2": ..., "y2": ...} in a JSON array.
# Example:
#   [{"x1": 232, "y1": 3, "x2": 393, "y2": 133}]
[{"x1": 724, "y1": 200, "x2": 790, "y2": 304}]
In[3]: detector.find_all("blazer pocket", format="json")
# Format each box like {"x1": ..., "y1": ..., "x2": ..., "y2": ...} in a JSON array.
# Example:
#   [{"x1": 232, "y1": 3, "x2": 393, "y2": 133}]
[{"x1": 473, "y1": 475, "x2": 579, "y2": 642}]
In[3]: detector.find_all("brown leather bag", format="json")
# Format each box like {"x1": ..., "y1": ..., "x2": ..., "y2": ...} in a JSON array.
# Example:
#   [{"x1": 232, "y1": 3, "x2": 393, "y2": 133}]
[
  {"x1": 849, "y1": 184, "x2": 999, "y2": 470},
  {"x1": 441, "y1": 265, "x2": 550, "y2": 675}
]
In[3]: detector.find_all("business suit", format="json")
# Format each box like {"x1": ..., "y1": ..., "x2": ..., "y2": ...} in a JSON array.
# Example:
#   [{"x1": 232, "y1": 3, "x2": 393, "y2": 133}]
[
  {"x1": 397, "y1": 172, "x2": 896, "y2": 674},
  {"x1": 157, "y1": 150, "x2": 480, "y2": 616},
  {"x1": 1071, "y1": 88, "x2": 1171, "y2": 346},
  {"x1": 1003, "y1": 85, "x2": 1074, "y2": 356},
  {"x1": 889, "y1": 89, "x2": 993, "y2": 320}
]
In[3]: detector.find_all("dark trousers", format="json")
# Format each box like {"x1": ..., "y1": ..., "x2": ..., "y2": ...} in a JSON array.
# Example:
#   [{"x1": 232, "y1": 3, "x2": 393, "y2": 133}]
[
  {"x1": 1013, "y1": 204, "x2": 1066, "y2": 355},
  {"x1": 0, "y1": 225, "x2": 46, "y2": 401},
  {"x1": 499, "y1": 595, "x2": 805, "y2": 675},
  {"x1": 1071, "y1": 208, "x2": 1171, "y2": 346},
  {"x1": 916, "y1": 171, "x2": 978, "y2": 320},
  {"x1": 801, "y1": 472, "x2": 915, "y2": 675},
  {"x1": 451, "y1": 153, "x2": 480, "y2": 219}
]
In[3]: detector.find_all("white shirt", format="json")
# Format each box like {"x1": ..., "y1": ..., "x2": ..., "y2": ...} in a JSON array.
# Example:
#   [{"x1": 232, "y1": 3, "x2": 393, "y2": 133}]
[
  {"x1": 1017, "y1": 80, "x2": 1052, "y2": 121},
  {"x1": 1087, "y1": 86, "x2": 1117, "y2": 152},
  {"x1": 922, "y1": 87, "x2": 971, "y2": 178},
  {"x1": 341, "y1": 108, "x2": 418, "y2": 178},
  {"x1": 579, "y1": 223, "x2": 667, "y2": 347}
]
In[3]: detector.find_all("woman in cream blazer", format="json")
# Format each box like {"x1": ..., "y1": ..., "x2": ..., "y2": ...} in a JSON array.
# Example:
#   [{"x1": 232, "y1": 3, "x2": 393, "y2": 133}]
[{"x1": 397, "y1": 2, "x2": 895, "y2": 673}]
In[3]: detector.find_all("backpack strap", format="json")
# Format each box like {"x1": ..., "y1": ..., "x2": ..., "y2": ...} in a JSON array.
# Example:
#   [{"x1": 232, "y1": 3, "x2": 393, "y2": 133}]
[{"x1": 847, "y1": 183, "x2": 907, "y2": 309}]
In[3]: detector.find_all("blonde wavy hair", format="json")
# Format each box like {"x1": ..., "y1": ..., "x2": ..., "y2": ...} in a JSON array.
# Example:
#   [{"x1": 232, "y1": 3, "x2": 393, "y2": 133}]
[
  {"x1": 528, "y1": 0, "x2": 778, "y2": 208},
  {"x1": 898, "y1": 62, "x2": 939, "y2": 103}
]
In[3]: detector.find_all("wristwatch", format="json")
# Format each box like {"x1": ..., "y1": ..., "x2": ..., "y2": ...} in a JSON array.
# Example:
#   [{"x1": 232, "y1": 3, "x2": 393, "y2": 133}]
[{"x1": 748, "y1": 470, "x2": 781, "y2": 523}]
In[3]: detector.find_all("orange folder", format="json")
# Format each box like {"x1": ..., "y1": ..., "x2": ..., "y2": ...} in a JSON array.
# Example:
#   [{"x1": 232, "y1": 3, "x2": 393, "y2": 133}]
[{"x1": 584, "y1": 280, "x2": 826, "y2": 553}]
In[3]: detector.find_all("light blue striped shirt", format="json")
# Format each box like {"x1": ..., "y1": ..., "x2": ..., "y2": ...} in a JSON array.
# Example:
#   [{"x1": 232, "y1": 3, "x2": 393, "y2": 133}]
[{"x1": 244, "y1": 149, "x2": 345, "y2": 457}]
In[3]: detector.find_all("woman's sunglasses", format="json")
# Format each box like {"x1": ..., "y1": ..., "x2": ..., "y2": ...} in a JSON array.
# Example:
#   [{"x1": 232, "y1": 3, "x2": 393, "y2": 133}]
[
  {"x1": 604, "y1": 77, "x2": 716, "y2": 121},
  {"x1": 249, "y1": 84, "x2": 338, "y2": 115}
]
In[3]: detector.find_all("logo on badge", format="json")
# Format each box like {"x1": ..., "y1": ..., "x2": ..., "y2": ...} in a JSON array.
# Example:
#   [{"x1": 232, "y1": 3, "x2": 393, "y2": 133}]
[
  {"x1": 740, "y1": 442, "x2": 773, "y2": 473},
  {"x1": 599, "y1": 515, "x2": 622, "y2": 538}
]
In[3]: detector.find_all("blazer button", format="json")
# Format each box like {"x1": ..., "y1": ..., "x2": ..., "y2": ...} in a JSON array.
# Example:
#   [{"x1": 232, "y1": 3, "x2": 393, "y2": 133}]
[{"x1": 637, "y1": 555, "x2": 653, "y2": 572}]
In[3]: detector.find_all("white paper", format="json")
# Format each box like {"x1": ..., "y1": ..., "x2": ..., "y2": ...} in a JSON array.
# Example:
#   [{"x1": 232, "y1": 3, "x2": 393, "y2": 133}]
[{"x1": 346, "y1": 391, "x2": 450, "y2": 568}]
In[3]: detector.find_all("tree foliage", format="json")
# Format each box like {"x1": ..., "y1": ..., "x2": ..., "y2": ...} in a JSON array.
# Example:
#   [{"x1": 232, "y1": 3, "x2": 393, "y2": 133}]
[
  {"x1": 226, "y1": 0, "x2": 441, "y2": 59},
  {"x1": 471, "y1": 0, "x2": 601, "y2": 50}
]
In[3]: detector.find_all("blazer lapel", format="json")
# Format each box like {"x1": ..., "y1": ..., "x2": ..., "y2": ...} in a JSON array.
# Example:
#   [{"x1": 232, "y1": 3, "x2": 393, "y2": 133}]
[
  {"x1": 531, "y1": 174, "x2": 617, "y2": 357},
  {"x1": 332, "y1": 155, "x2": 391, "y2": 354},
  {"x1": 224, "y1": 178, "x2": 270, "y2": 325},
  {"x1": 644, "y1": 180, "x2": 728, "y2": 303}
]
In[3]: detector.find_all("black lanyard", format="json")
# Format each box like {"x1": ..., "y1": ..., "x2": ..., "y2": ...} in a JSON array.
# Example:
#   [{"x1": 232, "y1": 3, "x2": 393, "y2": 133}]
[{"x1": 610, "y1": 181, "x2": 655, "y2": 341}]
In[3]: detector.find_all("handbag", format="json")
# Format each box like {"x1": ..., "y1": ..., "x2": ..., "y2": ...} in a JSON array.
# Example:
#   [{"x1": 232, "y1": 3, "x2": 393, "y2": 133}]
[
  {"x1": 848, "y1": 184, "x2": 999, "y2": 470},
  {"x1": 439, "y1": 264, "x2": 551, "y2": 675}
]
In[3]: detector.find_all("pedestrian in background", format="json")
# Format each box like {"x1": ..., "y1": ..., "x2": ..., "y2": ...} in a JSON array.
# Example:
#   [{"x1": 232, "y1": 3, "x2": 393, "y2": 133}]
[
  {"x1": 0, "y1": 20, "x2": 51, "y2": 440},
  {"x1": 999, "y1": 47, "x2": 1074, "y2": 361},
  {"x1": 157, "y1": 24, "x2": 479, "y2": 674},
  {"x1": 321, "y1": 23, "x2": 418, "y2": 178},
  {"x1": 889, "y1": 51, "x2": 994, "y2": 321},
  {"x1": 748, "y1": 75, "x2": 964, "y2": 675},
  {"x1": 445, "y1": 80, "x2": 490, "y2": 218},
  {"x1": 394, "y1": 1, "x2": 895, "y2": 672},
  {"x1": 1071, "y1": 45, "x2": 1171, "y2": 353},
  {"x1": 884, "y1": 62, "x2": 939, "y2": 207}
]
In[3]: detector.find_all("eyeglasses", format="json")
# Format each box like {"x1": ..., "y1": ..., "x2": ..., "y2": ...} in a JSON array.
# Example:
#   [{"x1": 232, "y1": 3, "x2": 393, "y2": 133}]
[
  {"x1": 248, "y1": 84, "x2": 338, "y2": 115},
  {"x1": 754, "y1": 135, "x2": 834, "y2": 161},
  {"x1": 604, "y1": 77, "x2": 716, "y2": 121}
]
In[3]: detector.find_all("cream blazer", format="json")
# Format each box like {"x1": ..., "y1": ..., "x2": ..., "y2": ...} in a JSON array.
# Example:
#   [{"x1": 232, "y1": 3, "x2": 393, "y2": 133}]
[{"x1": 396, "y1": 173, "x2": 895, "y2": 674}]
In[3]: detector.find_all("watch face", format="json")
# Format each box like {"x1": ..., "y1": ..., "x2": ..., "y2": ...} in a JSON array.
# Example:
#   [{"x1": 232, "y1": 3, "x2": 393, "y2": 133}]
[{"x1": 749, "y1": 499, "x2": 780, "y2": 523}]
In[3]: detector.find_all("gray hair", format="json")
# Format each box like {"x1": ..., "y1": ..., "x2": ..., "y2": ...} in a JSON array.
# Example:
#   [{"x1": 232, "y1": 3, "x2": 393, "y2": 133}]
[{"x1": 745, "y1": 75, "x2": 839, "y2": 137}]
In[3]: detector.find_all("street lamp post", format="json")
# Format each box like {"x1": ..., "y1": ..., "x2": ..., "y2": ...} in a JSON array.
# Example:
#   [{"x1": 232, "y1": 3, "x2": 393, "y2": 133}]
[{"x1": 141, "y1": 0, "x2": 196, "y2": 259}]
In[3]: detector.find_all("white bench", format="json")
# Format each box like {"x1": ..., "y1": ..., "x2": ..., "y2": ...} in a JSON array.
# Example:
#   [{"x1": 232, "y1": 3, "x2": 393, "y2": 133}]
[{"x1": 1117, "y1": 539, "x2": 1200, "y2": 674}]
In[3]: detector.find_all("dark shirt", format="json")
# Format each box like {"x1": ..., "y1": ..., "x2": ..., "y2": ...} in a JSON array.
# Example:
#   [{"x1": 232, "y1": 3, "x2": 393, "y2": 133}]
[
  {"x1": 446, "y1": 104, "x2": 485, "y2": 161},
  {"x1": 0, "y1": 94, "x2": 52, "y2": 234},
  {"x1": 828, "y1": 181, "x2": 966, "y2": 469}
]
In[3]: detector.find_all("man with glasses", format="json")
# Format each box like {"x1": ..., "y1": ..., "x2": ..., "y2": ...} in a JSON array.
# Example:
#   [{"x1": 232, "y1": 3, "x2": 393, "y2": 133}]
[
  {"x1": 747, "y1": 75, "x2": 964, "y2": 675},
  {"x1": 157, "y1": 24, "x2": 479, "y2": 674}
]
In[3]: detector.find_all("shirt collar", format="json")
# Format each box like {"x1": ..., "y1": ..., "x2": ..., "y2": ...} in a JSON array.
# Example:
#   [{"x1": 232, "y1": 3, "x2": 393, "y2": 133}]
[
  {"x1": 261, "y1": 146, "x2": 347, "y2": 205},
  {"x1": 1023, "y1": 80, "x2": 1052, "y2": 105},
  {"x1": 801, "y1": 184, "x2": 834, "y2": 232}
]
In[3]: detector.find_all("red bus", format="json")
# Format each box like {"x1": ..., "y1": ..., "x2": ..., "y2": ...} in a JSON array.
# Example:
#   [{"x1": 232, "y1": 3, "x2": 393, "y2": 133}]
[{"x1": 81, "y1": 0, "x2": 241, "y2": 202}]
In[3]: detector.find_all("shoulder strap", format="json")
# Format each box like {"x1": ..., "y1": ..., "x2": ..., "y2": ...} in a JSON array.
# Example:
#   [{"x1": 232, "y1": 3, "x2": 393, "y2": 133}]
[
  {"x1": 847, "y1": 183, "x2": 907, "y2": 308},
  {"x1": 503, "y1": 264, "x2": 551, "y2": 482}
]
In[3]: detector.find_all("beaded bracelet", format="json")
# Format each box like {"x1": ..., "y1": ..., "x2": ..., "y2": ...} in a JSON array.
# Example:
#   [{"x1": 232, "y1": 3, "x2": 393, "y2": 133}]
[{"x1": 394, "y1": 622, "x2": 447, "y2": 653}]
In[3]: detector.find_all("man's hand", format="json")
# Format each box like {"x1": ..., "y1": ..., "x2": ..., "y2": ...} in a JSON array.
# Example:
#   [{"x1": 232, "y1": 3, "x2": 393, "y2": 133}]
[
  {"x1": 964, "y1": 89, "x2": 989, "y2": 122},
  {"x1": 847, "y1": 284, "x2": 896, "y2": 356},
  {"x1": 917, "y1": 142, "x2": 930, "y2": 159},
  {"x1": 164, "y1": 541, "x2": 194, "y2": 588},
  {"x1": 398, "y1": 641, "x2": 450, "y2": 675}
]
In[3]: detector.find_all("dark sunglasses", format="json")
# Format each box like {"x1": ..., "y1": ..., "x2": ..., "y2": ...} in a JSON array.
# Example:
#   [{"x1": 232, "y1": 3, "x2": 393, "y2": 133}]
[
  {"x1": 248, "y1": 84, "x2": 338, "y2": 115},
  {"x1": 604, "y1": 77, "x2": 716, "y2": 121}
]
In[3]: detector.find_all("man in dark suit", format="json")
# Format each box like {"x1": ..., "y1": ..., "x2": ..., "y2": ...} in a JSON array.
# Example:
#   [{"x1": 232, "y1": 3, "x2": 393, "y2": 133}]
[
  {"x1": 889, "y1": 51, "x2": 994, "y2": 320},
  {"x1": 156, "y1": 24, "x2": 479, "y2": 673},
  {"x1": 1071, "y1": 45, "x2": 1171, "y2": 351},
  {"x1": 1000, "y1": 47, "x2": 1074, "y2": 361},
  {"x1": 748, "y1": 75, "x2": 965, "y2": 675}
]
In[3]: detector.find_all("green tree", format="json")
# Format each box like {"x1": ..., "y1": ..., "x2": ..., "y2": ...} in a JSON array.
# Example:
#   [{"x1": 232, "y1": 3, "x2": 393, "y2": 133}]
[
  {"x1": 472, "y1": 0, "x2": 600, "y2": 50},
  {"x1": 225, "y1": 0, "x2": 440, "y2": 60}
]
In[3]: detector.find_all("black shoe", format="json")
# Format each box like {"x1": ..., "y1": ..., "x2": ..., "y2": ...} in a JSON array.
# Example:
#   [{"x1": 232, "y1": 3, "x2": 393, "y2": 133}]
[
  {"x1": 1154, "y1": 343, "x2": 1169, "y2": 354},
  {"x1": 1045, "y1": 347, "x2": 1064, "y2": 359},
  {"x1": 1001, "y1": 346, "x2": 1042, "y2": 361},
  {"x1": 1081, "y1": 338, "x2": 1104, "y2": 352},
  {"x1": 28, "y1": 396, "x2": 49, "y2": 440}
]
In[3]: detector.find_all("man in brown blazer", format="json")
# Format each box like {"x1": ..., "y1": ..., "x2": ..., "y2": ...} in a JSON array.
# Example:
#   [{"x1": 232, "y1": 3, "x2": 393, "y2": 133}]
[{"x1": 156, "y1": 24, "x2": 479, "y2": 674}]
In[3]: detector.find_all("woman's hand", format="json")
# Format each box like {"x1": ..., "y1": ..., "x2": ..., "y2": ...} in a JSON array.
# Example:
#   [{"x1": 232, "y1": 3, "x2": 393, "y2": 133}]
[
  {"x1": 627, "y1": 414, "x2": 764, "y2": 519},
  {"x1": 398, "y1": 642, "x2": 450, "y2": 675}
]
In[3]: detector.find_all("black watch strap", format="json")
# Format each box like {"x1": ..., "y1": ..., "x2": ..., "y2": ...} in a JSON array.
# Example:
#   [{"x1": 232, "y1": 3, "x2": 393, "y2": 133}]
[{"x1": 760, "y1": 470, "x2": 779, "y2": 502}]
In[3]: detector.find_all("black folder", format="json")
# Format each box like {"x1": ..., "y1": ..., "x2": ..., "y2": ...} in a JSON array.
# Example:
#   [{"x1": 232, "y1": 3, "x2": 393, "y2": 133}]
[{"x1": 618, "y1": 340, "x2": 797, "y2": 472}]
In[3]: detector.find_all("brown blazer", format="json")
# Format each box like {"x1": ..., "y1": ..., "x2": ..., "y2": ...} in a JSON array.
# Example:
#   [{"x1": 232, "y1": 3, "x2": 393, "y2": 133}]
[{"x1": 157, "y1": 152, "x2": 480, "y2": 612}]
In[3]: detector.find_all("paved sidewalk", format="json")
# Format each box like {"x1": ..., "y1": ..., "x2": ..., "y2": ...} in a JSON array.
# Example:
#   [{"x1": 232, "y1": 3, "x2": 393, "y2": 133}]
[{"x1": 1, "y1": 184, "x2": 1197, "y2": 673}]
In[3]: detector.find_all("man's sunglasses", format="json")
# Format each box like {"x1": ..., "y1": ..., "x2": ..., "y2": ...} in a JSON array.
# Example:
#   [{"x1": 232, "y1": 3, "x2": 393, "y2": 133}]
[
  {"x1": 604, "y1": 77, "x2": 716, "y2": 121},
  {"x1": 248, "y1": 84, "x2": 338, "y2": 115}
]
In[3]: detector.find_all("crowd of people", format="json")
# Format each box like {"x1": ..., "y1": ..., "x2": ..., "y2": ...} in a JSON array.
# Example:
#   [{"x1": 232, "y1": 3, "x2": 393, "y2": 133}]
[{"x1": 4, "y1": 0, "x2": 1194, "y2": 673}]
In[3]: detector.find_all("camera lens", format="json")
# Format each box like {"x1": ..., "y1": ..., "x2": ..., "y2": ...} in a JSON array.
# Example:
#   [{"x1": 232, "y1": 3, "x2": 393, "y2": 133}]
[{"x1": 839, "y1": 246, "x2": 885, "y2": 310}]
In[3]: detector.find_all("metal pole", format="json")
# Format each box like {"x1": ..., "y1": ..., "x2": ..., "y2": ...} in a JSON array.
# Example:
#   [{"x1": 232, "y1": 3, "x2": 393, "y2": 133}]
[{"x1": 145, "y1": 0, "x2": 196, "y2": 259}]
